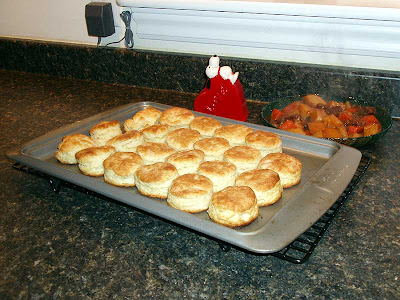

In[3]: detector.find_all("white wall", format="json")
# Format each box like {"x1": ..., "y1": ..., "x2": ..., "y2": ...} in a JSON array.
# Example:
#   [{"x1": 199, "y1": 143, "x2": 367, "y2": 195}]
[{"x1": 0, "y1": 0, "x2": 123, "y2": 46}]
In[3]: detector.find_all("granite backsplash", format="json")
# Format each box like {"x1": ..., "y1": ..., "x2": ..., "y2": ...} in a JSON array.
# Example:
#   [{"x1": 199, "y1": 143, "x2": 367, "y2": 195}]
[{"x1": 1, "y1": 38, "x2": 399, "y2": 117}]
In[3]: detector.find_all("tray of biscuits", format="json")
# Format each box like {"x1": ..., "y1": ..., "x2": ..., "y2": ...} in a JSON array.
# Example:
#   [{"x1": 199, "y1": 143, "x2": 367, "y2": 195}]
[{"x1": 6, "y1": 102, "x2": 362, "y2": 254}]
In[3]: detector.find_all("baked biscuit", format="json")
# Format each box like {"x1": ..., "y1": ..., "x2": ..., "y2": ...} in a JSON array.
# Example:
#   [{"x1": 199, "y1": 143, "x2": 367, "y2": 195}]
[
  {"x1": 189, "y1": 116, "x2": 222, "y2": 137},
  {"x1": 223, "y1": 146, "x2": 261, "y2": 174},
  {"x1": 245, "y1": 130, "x2": 282, "y2": 157},
  {"x1": 214, "y1": 124, "x2": 252, "y2": 146},
  {"x1": 159, "y1": 107, "x2": 195, "y2": 129},
  {"x1": 166, "y1": 150, "x2": 204, "y2": 175},
  {"x1": 193, "y1": 137, "x2": 230, "y2": 161},
  {"x1": 235, "y1": 169, "x2": 282, "y2": 207},
  {"x1": 105, "y1": 130, "x2": 144, "y2": 152},
  {"x1": 123, "y1": 107, "x2": 162, "y2": 132},
  {"x1": 89, "y1": 120, "x2": 122, "y2": 146},
  {"x1": 167, "y1": 174, "x2": 213, "y2": 213},
  {"x1": 258, "y1": 153, "x2": 302, "y2": 188},
  {"x1": 55, "y1": 133, "x2": 95, "y2": 164},
  {"x1": 197, "y1": 161, "x2": 237, "y2": 193},
  {"x1": 142, "y1": 124, "x2": 170, "y2": 143},
  {"x1": 207, "y1": 186, "x2": 259, "y2": 228},
  {"x1": 136, "y1": 142, "x2": 176, "y2": 165},
  {"x1": 166, "y1": 128, "x2": 202, "y2": 151},
  {"x1": 134, "y1": 162, "x2": 178, "y2": 198},
  {"x1": 103, "y1": 152, "x2": 143, "y2": 187},
  {"x1": 75, "y1": 146, "x2": 116, "y2": 176}
]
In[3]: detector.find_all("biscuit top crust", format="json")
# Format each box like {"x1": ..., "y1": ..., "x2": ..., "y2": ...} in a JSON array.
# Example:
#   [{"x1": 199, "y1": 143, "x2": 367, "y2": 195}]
[
  {"x1": 236, "y1": 169, "x2": 280, "y2": 191},
  {"x1": 159, "y1": 107, "x2": 195, "y2": 127},
  {"x1": 75, "y1": 146, "x2": 116, "y2": 162},
  {"x1": 58, "y1": 134, "x2": 95, "y2": 151},
  {"x1": 89, "y1": 120, "x2": 121, "y2": 134},
  {"x1": 142, "y1": 124, "x2": 169, "y2": 136},
  {"x1": 198, "y1": 161, "x2": 236, "y2": 177},
  {"x1": 258, "y1": 153, "x2": 302, "y2": 173},
  {"x1": 106, "y1": 130, "x2": 143, "y2": 144},
  {"x1": 136, "y1": 142, "x2": 176, "y2": 157},
  {"x1": 169, "y1": 174, "x2": 213, "y2": 198},
  {"x1": 214, "y1": 124, "x2": 252, "y2": 143},
  {"x1": 224, "y1": 146, "x2": 261, "y2": 163},
  {"x1": 245, "y1": 130, "x2": 282, "y2": 148},
  {"x1": 103, "y1": 152, "x2": 143, "y2": 177},
  {"x1": 193, "y1": 137, "x2": 230, "y2": 153},
  {"x1": 166, "y1": 128, "x2": 202, "y2": 149},
  {"x1": 133, "y1": 107, "x2": 162, "y2": 124},
  {"x1": 189, "y1": 116, "x2": 222, "y2": 136},
  {"x1": 212, "y1": 186, "x2": 257, "y2": 212},
  {"x1": 166, "y1": 150, "x2": 204, "y2": 164},
  {"x1": 136, "y1": 162, "x2": 178, "y2": 183}
]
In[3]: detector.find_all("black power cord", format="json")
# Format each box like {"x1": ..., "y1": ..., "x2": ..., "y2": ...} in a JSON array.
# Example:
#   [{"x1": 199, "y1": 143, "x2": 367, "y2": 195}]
[
  {"x1": 99, "y1": 10, "x2": 134, "y2": 49},
  {"x1": 121, "y1": 10, "x2": 134, "y2": 49}
]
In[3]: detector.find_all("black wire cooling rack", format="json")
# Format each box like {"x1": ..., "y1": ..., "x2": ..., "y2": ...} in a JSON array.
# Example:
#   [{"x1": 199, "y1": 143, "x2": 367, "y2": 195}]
[
  {"x1": 271, "y1": 153, "x2": 371, "y2": 263},
  {"x1": 12, "y1": 153, "x2": 371, "y2": 264}
]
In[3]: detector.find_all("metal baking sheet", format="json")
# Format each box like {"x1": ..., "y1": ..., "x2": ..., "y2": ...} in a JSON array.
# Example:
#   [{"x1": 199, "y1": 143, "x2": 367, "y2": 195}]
[{"x1": 6, "y1": 102, "x2": 362, "y2": 254}]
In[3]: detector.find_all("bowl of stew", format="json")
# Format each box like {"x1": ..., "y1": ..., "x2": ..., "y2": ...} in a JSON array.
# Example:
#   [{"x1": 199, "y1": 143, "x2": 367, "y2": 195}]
[{"x1": 261, "y1": 95, "x2": 393, "y2": 148}]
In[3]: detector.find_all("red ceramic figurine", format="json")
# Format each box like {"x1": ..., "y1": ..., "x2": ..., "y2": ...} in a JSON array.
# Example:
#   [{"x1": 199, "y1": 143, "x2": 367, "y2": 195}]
[{"x1": 194, "y1": 55, "x2": 249, "y2": 122}]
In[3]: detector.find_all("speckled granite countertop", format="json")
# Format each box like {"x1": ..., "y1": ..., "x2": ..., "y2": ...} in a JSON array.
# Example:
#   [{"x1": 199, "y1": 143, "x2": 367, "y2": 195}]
[{"x1": 0, "y1": 70, "x2": 399, "y2": 299}]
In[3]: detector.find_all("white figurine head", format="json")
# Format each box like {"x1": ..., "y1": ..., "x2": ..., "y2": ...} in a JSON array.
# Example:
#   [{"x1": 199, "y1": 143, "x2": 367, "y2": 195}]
[
  {"x1": 219, "y1": 66, "x2": 239, "y2": 84},
  {"x1": 205, "y1": 55, "x2": 220, "y2": 79}
]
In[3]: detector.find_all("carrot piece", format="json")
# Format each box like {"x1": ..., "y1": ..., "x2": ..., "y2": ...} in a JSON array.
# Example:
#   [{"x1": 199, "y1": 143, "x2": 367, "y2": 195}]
[
  {"x1": 279, "y1": 119, "x2": 297, "y2": 130},
  {"x1": 271, "y1": 108, "x2": 284, "y2": 121},
  {"x1": 360, "y1": 115, "x2": 379, "y2": 126},
  {"x1": 345, "y1": 107, "x2": 358, "y2": 114},
  {"x1": 348, "y1": 125, "x2": 363, "y2": 134},
  {"x1": 338, "y1": 112, "x2": 352, "y2": 122}
]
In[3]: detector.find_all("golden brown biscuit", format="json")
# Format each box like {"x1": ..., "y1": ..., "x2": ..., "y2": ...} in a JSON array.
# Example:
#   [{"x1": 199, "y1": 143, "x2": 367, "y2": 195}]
[
  {"x1": 214, "y1": 124, "x2": 252, "y2": 146},
  {"x1": 166, "y1": 128, "x2": 202, "y2": 151},
  {"x1": 136, "y1": 142, "x2": 176, "y2": 165},
  {"x1": 55, "y1": 133, "x2": 95, "y2": 164},
  {"x1": 75, "y1": 146, "x2": 116, "y2": 176},
  {"x1": 123, "y1": 107, "x2": 162, "y2": 132},
  {"x1": 258, "y1": 153, "x2": 302, "y2": 188},
  {"x1": 141, "y1": 124, "x2": 170, "y2": 143},
  {"x1": 105, "y1": 130, "x2": 144, "y2": 152},
  {"x1": 235, "y1": 169, "x2": 282, "y2": 207},
  {"x1": 134, "y1": 162, "x2": 179, "y2": 198},
  {"x1": 103, "y1": 152, "x2": 143, "y2": 187},
  {"x1": 245, "y1": 130, "x2": 282, "y2": 157},
  {"x1": 197, "y1": 161, "x2": 237, "y2": 192},
  {"x1": 166, "y1": 150, "x2": 204, "y2": 175},
  {"x1": 189, "y1": 116, "x2": 222, "y2": 137},
  {"x1": 89, "y1": 120, "x2": 122, "y2": 146},
  {"x1": 193, "y1": 137, "x2": 230, "y2": 161},
  {"x1": 167, "y1": 174, "x2": 213, "y2": 213},
  {"x1": 159, "y1": 107, "x2": 195, "y2": 129},
  {"x1": 223, "y1": 145, "x2": 261, "y2": 174},
  {"x1": 207, "y1": 186, "x2": 259, "y2": 228}
]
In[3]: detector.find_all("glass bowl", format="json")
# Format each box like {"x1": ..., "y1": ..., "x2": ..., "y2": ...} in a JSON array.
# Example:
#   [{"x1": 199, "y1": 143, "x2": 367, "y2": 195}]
[{"x1": 261, "y1": 96, "x2": 393, "y2": 148}]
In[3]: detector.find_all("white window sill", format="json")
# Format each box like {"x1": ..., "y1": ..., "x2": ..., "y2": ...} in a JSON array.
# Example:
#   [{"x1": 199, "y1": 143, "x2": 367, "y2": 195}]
[{"x1": 116, "y1": 0, "x2": 400, "y2": 71}]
